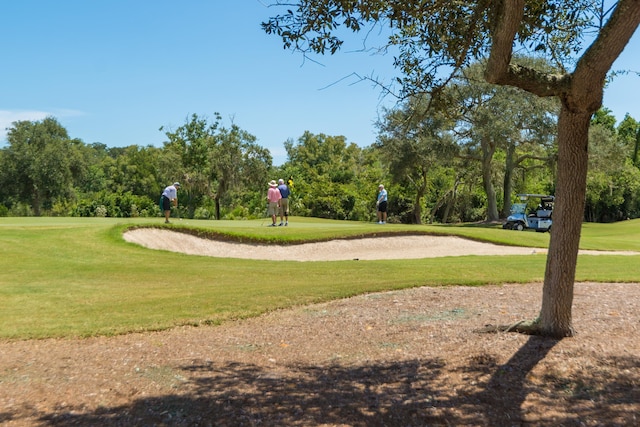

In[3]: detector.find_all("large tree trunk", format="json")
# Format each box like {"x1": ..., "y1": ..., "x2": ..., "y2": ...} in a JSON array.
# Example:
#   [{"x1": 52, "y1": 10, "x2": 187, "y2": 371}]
[
  {"x1": 481, "y1": 140, "x2": 500, "y2": 221},
  {"x1": 441, "y1": 179, "x2": 459, "y2": 224},
  {"x1": 502, "y1": 144, "x2": 516, "y2": 218},
  {"x1": 538, "y1": 107, "x2": 590, "y2": 337},
  {"x1": 412, "y1": 193, "x2": 422, "y2": 224},
  {"x1": 537, "y1": 0, "x2": 640, "y2": 337},
  {"x1": 32, "y1": 186, "x2": 42, "y2": 217},
  {"x1": 412, "y1": 173, "x2": 427, "y2": 224},
  {"x1": 484, "y1": 0, "x2": 640, "y2": 337}
]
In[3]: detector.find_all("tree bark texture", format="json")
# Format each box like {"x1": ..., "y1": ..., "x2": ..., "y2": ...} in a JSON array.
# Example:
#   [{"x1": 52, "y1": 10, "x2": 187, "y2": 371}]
[
  {"x1": 32, "y1": 187, "x2": 41, "y2": 217},
  {"x1": 502, "y1": 143, "x2": 516, "y2": 218},
  {"x1": 484, "y1": 0, "x2": 640, "y2": 337},
  {"x1": 538, "y1": 0, "x2": 640, "y2": 337},
  {"x1": 412, "y1": 169, "x2": 427, "y2": 224},
  {"x1": 539, "y1": 107, "x2": 590, "y2": 337},
  {"x1": 412, "y1": 192, "x2": 423, "y2": 224},
  {"x1": 481, "y1": 138, "x2": 499, "y2": 221}
]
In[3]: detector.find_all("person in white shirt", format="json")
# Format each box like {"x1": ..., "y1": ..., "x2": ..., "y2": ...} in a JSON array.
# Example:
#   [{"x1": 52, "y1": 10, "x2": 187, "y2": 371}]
[
  {"x1": 160, "y1": 182, "x2": 180, "y2": 223},
  {"x1": 376, "y1": 184, "x2": 388, "y2": 224}
]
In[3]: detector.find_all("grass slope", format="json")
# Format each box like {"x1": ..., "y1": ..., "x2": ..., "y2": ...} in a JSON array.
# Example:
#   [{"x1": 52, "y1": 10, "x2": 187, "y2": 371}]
[{"x1": 1, "y1": 217, "x2": 639, "y2": 339}]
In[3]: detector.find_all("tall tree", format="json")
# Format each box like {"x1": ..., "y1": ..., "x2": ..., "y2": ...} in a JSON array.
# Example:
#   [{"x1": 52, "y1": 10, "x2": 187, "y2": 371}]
[
  {"x1": 283, "y1": 132, "x2": 378, "y2": 220},
  {"x1": 101, "y1": 145, "x2": 162, "y2": 201},
  {"x1": 593, "y1": 108, "x2": 640, "y2": 219},
  {"x1": 453, "y1": 59, "x2": 558, "y2": 219},
  {"x1": 163, "y1": 114, "x2": 272, "y2": 219},
  {"x1": 162, "y1": 113, "x2": 218, "y2": 216},
  {"x1": 0, "y1": 117, "x2": 86, "y2": 215},
  {"x1": 210, "y1": 123, "x2": 272, "y2": 220},
  {"x1": 616, "y1": 112, "x2": 640, "y2": 165},
  {"x1": 585, "y1": 115, "x2": 640, "y2": 221},
  {"x1": 263, "y1": 1, "x2": 640, "y2": 337},
  {"x1": 377, "y1": 96, "x2": 457, "y2": 224}
]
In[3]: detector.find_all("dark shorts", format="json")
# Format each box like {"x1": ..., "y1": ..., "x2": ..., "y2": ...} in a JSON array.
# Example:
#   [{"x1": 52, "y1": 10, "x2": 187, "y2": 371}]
[
  {"x1": 161, "y1": 195, "x2": 171, "y2": 211},
  {"x1": 377, "y1": 201, "x2": 388, "y2": 213}
]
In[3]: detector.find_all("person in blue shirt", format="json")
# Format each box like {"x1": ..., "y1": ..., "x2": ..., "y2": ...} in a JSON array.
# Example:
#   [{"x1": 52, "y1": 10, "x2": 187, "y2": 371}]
[
  {"x1": 277, "y1": 178, "x2": 290, "y2": 226},
  {"x1": 376, "y1": 184, "x2": 388, "y2": 224}
]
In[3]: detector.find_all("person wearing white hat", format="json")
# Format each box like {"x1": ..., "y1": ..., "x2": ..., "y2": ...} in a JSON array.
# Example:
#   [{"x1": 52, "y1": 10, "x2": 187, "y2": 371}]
[
  {"x1": 376, "y1": 184, "x2": 388, "y2": 224},
  {"x1": 266, "y1": 180, "x2": 282, "y2": 227},
  {"x1": 160, "y1": 182, "x2": 181, "y2": 223}
]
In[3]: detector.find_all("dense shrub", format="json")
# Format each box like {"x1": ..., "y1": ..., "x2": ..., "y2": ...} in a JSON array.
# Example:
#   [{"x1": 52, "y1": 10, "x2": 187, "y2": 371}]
[{"x1": 73, "y1": 192, "x2": 158, "y2": 217}]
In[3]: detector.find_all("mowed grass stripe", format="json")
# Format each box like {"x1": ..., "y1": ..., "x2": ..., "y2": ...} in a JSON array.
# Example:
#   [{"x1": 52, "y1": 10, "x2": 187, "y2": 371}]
[{"x1": 1, "y1": 217, "x2": 639, "y2": 339}]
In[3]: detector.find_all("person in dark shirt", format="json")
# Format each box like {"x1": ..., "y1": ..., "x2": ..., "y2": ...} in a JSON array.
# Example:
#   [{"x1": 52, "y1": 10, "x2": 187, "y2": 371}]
[{"x1": 277, "y1": 178, "x2": 290, "y2": 226}]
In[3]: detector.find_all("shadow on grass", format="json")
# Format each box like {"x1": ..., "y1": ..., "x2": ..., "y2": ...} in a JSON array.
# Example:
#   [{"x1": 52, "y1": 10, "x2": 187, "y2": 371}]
[{"x1": 25, "y1": 337, "x2": 640, "y2": 426}]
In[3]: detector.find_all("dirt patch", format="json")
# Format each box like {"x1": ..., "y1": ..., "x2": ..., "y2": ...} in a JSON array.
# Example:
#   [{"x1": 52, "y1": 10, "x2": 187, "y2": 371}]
[{"x1": 1, "y1": 232, "x2": 639, "y2": 426}]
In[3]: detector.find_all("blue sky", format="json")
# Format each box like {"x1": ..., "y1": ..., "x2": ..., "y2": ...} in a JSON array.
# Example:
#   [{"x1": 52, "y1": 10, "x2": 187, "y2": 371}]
[{"x1": 1, "y1": 1, "x2": 639, "y2": 166}]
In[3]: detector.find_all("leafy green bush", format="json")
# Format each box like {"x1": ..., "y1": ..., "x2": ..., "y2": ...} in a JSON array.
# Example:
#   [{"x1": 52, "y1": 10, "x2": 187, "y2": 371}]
[
  {"x1": 222, "y1": 205, "x2": 250, "y2": 220},
  {"x1": 73, "y1": 192, "x2": 157, "y2": 217},
  {"x1": 9, "y1": 203, "x2": 33, "y2": 216},
  {"x1": 95, "y1": 205, "x2": 107, "y2": 217},
  {"x1": 194, "y1": 207, "x2": 212, "y2": 220}
]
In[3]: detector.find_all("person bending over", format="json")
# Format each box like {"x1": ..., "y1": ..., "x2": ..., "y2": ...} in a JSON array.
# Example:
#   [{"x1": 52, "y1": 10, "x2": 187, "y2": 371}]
[{"x1": 160, "y1": 182, "x2": 180, "y2": 223}]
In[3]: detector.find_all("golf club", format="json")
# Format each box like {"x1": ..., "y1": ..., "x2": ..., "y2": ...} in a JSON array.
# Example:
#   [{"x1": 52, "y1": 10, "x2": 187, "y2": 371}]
[{"x1": 260, "y1": 202, "x2": 268, "y2": 226}]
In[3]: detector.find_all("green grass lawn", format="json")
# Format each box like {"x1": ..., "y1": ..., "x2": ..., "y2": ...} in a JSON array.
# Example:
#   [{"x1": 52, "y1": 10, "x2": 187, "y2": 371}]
[{"x1": 2, "y1": 216, "x2": 640, "y2": 339}]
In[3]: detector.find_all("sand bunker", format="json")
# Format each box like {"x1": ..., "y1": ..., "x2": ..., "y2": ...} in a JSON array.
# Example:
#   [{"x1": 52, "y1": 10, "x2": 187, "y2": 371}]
[
  {"x1": 123, "y1": 228, "x2": 640, "y2": 261},
  {"x1": 123, "y1": 228, "x2": 551, "y2": 261}
]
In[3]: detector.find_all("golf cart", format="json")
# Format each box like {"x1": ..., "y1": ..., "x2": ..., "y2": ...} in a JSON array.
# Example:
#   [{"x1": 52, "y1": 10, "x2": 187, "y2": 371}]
[{"x1": 503, "y1": 194, "x2": 554, "y2": 232}]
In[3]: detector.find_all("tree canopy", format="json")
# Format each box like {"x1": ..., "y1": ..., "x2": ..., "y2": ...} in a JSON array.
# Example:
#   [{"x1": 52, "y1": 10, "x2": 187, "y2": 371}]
[
  {"x1": 0, "y1": 117, "x2": 86, "y2": 216},
  {"x1": 263, "y1": 0, "x2": 640, "y2": 337}
]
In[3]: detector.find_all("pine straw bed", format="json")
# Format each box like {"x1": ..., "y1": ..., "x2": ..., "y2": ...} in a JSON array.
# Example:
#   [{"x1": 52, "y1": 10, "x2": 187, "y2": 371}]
[{"x1": 2, "y1": 232, "x2": 639, "y2": 426}]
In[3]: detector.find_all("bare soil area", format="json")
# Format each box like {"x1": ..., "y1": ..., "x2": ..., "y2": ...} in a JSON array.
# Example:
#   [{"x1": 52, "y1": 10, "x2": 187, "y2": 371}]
[{"x1": 1, "y1": 232, "x2": 639, "y2": 426}]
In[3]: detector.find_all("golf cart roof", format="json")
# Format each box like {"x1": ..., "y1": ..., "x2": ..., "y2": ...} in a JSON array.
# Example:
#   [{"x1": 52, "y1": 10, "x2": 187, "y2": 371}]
[{"x1": 517, "y1": 194, "x2": 555, "y2": 202}]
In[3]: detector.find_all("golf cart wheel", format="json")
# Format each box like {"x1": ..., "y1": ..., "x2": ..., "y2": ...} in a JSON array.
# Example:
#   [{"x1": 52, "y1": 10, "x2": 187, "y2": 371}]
[{"x1": 513, "y1": 222, "x2": 524, "y2": 231}]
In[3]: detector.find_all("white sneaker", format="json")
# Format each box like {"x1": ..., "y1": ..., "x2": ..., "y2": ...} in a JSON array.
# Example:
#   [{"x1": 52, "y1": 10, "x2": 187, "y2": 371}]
[{"x1": 378, "y1": 221, "x2": 383, "y2": 224}]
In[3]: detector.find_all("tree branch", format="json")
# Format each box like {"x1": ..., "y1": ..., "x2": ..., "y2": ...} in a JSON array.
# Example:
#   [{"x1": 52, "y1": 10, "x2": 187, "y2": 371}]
[
  {"x1": 571, "y1": 0, "x2": 640, "y2": 111},
  {"x1": 484, "y1": 0, "x2": 571, "y2": 97},
  {"x1": 484, "y1": 0, "x2": 525, "y2": 84}
]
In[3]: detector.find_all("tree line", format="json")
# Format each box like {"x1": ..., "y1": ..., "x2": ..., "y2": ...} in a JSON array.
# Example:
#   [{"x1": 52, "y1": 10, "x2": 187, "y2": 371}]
[{"x1": 2, "y1": 67, "x2": 640, "y2": 224}]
